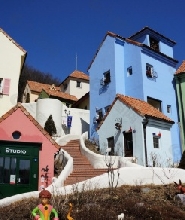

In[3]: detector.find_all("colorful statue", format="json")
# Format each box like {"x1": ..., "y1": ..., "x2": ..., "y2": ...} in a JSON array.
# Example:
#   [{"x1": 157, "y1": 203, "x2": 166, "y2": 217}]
[
  {"x1": 174, "y1": 179, "x2": 185, "y2": 194},
  {"x1": 32, "y1": 189, "x2": 59, "y2": 220},
  {"x1": 67, "y1": 203, "x2": 73, "y2": 220}
]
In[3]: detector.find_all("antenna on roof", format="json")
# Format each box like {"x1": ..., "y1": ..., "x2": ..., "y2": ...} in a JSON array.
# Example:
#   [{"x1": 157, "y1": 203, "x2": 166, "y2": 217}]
[{"x1": 76, "y1": 53, "x2": 78, "y2": 70}]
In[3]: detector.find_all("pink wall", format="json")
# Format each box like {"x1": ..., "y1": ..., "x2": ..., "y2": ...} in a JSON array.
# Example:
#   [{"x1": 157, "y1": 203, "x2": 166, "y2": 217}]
[{"x1": 0, "y1": 108, "x2": 59, "y2": 189}]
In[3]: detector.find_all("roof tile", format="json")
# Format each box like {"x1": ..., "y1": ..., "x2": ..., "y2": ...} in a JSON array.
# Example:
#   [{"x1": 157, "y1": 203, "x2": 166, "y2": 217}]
[
  {"x1": 175, "y1": 60, "x2": 185, "y2": 74},
  {"x1": 27, "y1": 81, "x2": 61, "y2": 93},
  {"x1": 97, "y1": 94, "x2": 174, "y2": 129},
  {"x1": 116, "y1": 94, "x2": 173, "y2": 123},
  {"x1": 69, "y1": 70, "x2": 89, "y2": 81},
  {"x1": 43, "y1": 88, "x2": 78, "y2": 102}
]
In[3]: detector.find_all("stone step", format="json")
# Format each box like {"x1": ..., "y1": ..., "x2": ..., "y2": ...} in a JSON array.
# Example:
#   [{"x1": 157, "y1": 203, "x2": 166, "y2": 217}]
[{"x1": 62, "y1": 139, "x2": 107, "y2": 186}]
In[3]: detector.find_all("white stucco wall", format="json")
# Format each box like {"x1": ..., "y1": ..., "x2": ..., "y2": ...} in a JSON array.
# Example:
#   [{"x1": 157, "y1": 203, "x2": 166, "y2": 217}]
[
  {"x1": 64, "y1": 108, "x2": 89, "y2": 136},
  {"x1": 98, "y1": 100, "x2": 145, "y2": 165},
  {"x1": 22, "y1": 102, "x2": 37, "y2": 118},
  {"x1": 21, "y1": 100, "x2": 89, "y2": 137},
  {"x1": 98, "y1": 100, "x2": 173, "y2": 167},
  {"x1": 22, "y1": 84, "x2": 38, "y2": 103},
  {"x1": 0, "y1": 31, "x2": 26, "y2": 117},
  {"x1": 68, "y1": 79, "x2": 89, "y2": 99},
  {"x1": 146, "y1": 120, "x2": 173, "y2": 167},
  {"x1": 36, "y1": 99, "x2": 62, "y2": 136}
]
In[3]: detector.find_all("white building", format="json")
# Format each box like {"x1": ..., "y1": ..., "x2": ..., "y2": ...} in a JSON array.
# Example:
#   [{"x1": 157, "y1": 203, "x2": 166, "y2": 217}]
[
  {"x1": 22, "y1": 98, "x2": 89, "y2": 137},
  {"x1": 97, "y1": 94, "x2": 174, "y2": 166},
  {"x1": 0, "y1": 28, "x2": 27, "y2": 117},
  {"x1": 60, "y1": 70, "x2": 89, "y2": 99}
]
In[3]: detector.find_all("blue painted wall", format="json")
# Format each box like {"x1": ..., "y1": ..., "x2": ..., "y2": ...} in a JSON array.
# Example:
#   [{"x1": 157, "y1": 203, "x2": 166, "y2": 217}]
[
  {"x1": 123, "y1": 42, "x2": 144, "y2": 99},
  {"x1": 140, "y1": 50, "x2": 181, "y2": 162},
  {"x1": 89, "y1": 35, "x2": 116, "y2": 139}
]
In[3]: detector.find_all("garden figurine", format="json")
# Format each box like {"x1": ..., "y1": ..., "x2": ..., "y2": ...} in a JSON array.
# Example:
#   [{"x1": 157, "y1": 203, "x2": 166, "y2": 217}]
[
  {"x1": 67, "y1": 203, "x2": 73, "y2": 220},
  {"x1": 32, "y1": 189, "x2": 59, "y2": 220},
  {"x1": 174, "y1": 179, "x2": 185, "y2": 194}
]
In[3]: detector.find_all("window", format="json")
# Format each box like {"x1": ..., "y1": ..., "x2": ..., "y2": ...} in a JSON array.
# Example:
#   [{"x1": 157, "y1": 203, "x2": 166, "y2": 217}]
[
  {"x1": 147, "y1": 97, "x2": 161, "y2": 112},
  {"x1": 26, "y1": 93, "x2": 30, "y2": 103},
  {"x1": 149, "y1": 37, "x2": 160, "y2": 52},
  {"x1": 76, "y1": 81, "x2": 81, "y2": 88},
  {"x1": 167, "y1": 105, "x2": 171, "y2": 113},
  {"x1": 103, "y1": 70, "x2": 111, "y2": 84},
  {"x1": 0, "y1": 78, "x2": 11, "y2": 95},
  {"x1": 63, "y1": 84, "x2": 67, "y2": 91},
  {"x1": 146, "y1": 63, "x2": 153, "y2": 78},
  {"x1": 0, "y1": 78, "x2": 3, "y2": 93},
  {"x1": 127, "y1": 66, "x2": 133, "y2": 76},
  {"x1": 96, "y1": 109, "x2": 103, "y2": 123},
  {"x1": 12, "y1": 131, "x2": 21, "y2": 139},
  {"x1": 153, "y1": 136, "x2": 159, "y2": 148},
  {"x1": 107, "y1": 136, "x2": 115, "y2": 155}
]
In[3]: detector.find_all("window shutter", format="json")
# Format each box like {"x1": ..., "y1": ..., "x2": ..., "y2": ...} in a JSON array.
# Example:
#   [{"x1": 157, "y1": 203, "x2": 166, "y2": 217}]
[{"x1": 3, "y1": 78, "x2": 11, "y2": 95}]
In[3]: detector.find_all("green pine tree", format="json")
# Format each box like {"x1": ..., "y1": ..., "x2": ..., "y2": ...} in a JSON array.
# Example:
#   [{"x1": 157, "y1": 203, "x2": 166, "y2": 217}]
[
  {"x1": 44, "y1": 115, "x2": 57, "y2": 136},
  {"x1": 178, "y1": 150, "x2": 185, "y2": 169}
]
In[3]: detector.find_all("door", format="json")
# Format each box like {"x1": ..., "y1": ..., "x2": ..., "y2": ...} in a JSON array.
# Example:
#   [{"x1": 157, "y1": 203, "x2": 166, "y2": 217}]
[
  {"x1": 124, "y1": 132, "x2": 133, "y2": 157},
  {"x1": 0, "y1": 142, "x2": 40, "y2": 199},
  {"x1": 107, "y1": 137, "x2": 115, "y2": 155}
]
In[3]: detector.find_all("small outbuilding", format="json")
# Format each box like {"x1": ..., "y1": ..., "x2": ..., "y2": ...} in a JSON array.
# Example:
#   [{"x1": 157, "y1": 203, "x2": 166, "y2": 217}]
[
  {"x1": 97, "y1": 94, "x2": 174, "y2": 166},
  {"x1": 0, "y1": 103, "x2": 60, "y2": 198}
]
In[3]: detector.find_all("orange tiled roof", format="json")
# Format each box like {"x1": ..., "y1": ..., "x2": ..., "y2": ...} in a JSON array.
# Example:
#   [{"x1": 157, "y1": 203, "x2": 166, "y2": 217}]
[
  {"x1": 70, "y1": 70, "x2": 89, "y2": 81},
  {"x1": 60, "y1": 70, "x2": 89, "y2": 85},
  {"x1": 97, "y1": 94, "x2": 174, "y2": 129},
  {"x1": 0, "y1": 103, "x2": 60, "y2": 149},
  {"x1": 175, "y1": 60, "x2": 185, "y2": 74},
  {"x1": 0, "y1": 28, "x2": 27, "y2": 54},
  {"x1": 43, "y1": 88, "x2": 78, "y2": 102},
  {"x1": 27, "y1": 81, "x2": 61, "y2": 93}
]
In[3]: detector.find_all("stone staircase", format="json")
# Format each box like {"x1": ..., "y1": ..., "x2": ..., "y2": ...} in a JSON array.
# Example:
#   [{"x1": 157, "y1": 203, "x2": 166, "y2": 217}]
[{"x1": 61, "y1": 139, "x2": 108, "y2": 185}]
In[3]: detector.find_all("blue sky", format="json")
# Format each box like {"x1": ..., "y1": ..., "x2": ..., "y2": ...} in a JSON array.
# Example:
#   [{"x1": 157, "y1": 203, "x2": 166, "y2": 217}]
[{"x1": 1, "y1": 0, "x2": 185, "y2": 81}]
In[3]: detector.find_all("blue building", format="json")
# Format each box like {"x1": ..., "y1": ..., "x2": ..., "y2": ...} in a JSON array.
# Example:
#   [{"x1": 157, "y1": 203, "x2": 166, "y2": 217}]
[{"x1": 88, "y1": 27, "x2": 181, "y2": 163}]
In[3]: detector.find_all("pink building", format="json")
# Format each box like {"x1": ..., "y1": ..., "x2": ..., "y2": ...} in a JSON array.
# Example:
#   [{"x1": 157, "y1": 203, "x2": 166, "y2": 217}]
[{"x1": 0, "y1": 103, "x2": 60, "y2": 198}]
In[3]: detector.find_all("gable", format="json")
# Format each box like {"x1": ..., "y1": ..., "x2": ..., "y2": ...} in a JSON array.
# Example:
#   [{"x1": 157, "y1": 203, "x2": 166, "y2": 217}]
[{"x1": 0, "y1": 104, "x2": 60, "y2": 149}]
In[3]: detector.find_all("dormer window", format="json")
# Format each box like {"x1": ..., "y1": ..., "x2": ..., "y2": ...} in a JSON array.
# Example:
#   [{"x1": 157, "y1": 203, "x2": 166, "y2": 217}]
[
  {"x1": 147, "y1": 96, "x2": 161, "y2": 112},
  {"x1": 149, "y1": 37, "x2": 159, "y2": 52}
]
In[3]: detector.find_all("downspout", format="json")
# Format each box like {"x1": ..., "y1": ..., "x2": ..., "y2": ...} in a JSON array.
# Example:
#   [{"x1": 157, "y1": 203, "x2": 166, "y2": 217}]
[
  {"x1": 142, "y1": 117, "x2": 148, "y2": 167},
  {"x1": 177, "y1": 76, "x2": 185, "y2": 152}
]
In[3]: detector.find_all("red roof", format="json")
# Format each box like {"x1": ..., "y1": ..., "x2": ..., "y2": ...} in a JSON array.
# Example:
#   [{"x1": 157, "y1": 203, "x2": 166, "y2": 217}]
[
  {"x1": 0, "y1": 28, "x2": 27, "y2": 54},
  {"x1": 0, "y1": 103, "x2": 60, "y2": 149},
  {"x1": 69, "y1": 70, "x2": 89, "y2": 81},
  {"x1": 27, "y1": 81, "x2": 61, "y2": 93},
  {"x1": 175, "y1": 60, "x2": 185, "y2": 75},
  {"x1": 60, "y1": 70, "x2": 89, "y2": 86},
  {"x1": 97, "y1": 94, "x2": 174, "y2": 129},
  {"x1": 43, "y1": 88, "x2": 78, "y2": 102}
]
